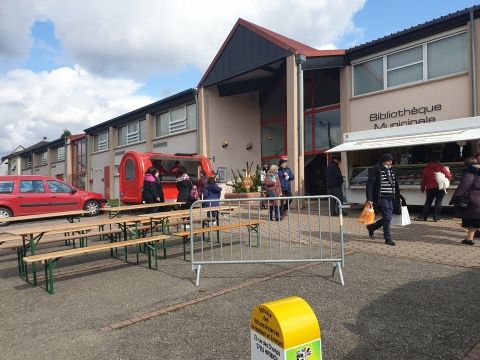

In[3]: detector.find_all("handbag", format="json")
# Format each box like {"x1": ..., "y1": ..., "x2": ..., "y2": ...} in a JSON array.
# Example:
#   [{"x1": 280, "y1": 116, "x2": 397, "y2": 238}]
[
  {"x1": 391, "y1": 206, "x2": 411, "y2": 226},
  {"x1": 454, "y1": 172, "x2": 478, "y2": 209}
]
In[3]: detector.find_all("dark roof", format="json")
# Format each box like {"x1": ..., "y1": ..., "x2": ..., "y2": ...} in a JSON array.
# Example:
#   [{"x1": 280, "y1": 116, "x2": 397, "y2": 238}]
[
  {"x1": 1, "y1": 140, "x2": 49, "y2": 161},
  {"x1": 346, "y1": 5, "x2": 480, "y2": 62},
  {"x1": 83, "y1": 88, "x2": 197, "y2": 134},
  {"x1": 199, "y1": 18, "x2": 344, "y2": 87}
]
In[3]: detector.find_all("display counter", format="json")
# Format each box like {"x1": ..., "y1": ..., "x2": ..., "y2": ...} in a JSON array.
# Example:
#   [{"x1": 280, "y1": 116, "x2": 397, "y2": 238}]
[{"x1": 346, "y1": 163, "x2": 464, "y2": 206}]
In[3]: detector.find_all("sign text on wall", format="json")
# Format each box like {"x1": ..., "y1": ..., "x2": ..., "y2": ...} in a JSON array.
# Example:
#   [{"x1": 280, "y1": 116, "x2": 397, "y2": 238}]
[{"x1": 370, "y1": 104, "x2": 442, "y2": 129}]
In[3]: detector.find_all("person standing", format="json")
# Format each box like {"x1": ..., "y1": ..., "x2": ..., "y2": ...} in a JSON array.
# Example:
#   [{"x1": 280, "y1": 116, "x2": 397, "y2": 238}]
[
  {"x1": 365, "y1": 153, "x2": 402, "y2": 246},
  {"x1": 416, "y1": 152, "x2": 452, "y2": 222},
  {"x1": 449, "y1": 153, "x2": 480, "y2": 245},
  {"x1": 277, "y1": 158, "x2": 294, "y2": 218},
  {"x1": 325, "y1": 154, "x2": 345, "y2": 215},
  {"x1": 175, "y1": 166, "x2": 193, "y2": 209},
  {"x1": 202, "y1": 177, "x2": 223, "y2": 224},
  {"x1": 142, "y1": 167, "x2": 161, "y2": 213},
  {"x1": 260, "y1": 162, "x2": 269, "y2": 209},
  {"x1": 264, "y1": 165, "x2": 282, "y2": 221},
  {"x1": 154, "y1": 168, "x2": 165, "y2": 203}
]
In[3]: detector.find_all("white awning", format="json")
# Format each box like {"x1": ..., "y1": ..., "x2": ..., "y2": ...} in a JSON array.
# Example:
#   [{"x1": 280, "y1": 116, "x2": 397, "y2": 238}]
[{"x1": 327, "y1": 116, "x2": 480, "y2": 153}]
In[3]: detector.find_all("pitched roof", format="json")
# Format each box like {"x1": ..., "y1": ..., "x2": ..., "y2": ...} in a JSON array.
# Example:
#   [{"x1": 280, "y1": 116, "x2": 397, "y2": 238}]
[{"x1": 199, "y1": 18, "x2": 344, "y2": 87}]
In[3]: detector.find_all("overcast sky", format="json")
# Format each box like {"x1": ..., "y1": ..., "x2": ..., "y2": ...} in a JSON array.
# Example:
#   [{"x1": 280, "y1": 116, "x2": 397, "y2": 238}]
[{"x1": 0, "y1": 0, "x2": 478, "y2": 157}]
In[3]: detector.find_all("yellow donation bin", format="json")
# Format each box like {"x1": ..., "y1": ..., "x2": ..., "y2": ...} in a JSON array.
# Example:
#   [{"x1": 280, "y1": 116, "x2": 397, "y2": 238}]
[{"x1": 251, "y1": 296, "x2": 321, "y2": 360}]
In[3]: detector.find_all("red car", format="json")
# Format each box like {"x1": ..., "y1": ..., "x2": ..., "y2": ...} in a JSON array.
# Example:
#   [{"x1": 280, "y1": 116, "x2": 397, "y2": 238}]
[{"x1": 0, "y1": 175, "x2": 107, "y2": 223}]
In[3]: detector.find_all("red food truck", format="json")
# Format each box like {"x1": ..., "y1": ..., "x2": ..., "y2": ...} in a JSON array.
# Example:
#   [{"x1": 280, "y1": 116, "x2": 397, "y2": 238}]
[{"x1": 119, "y1": 151, "x2": 214, "y2": 204}]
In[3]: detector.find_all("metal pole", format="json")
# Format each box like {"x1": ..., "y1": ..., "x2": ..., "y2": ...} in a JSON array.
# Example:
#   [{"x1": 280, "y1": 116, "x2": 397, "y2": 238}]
[
  {"x1": 296, "y1": 54, "x2": 306, "y2": 199},
  {"x1": 470, "y1": 10, "x2": 477, "y2": 116}
]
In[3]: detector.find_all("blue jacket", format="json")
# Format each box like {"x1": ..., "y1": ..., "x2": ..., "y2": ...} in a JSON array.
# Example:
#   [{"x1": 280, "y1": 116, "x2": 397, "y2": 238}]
[
  {"x1": 202, "y1": 183, "x2": 222, "y2": 207},
  {"x1": 277, "y1": 167, "x2": 295, "y2": 191}
]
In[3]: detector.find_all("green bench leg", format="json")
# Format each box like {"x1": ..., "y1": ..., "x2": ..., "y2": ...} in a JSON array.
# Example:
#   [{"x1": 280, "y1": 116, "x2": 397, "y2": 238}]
[
  {"x1": 45, "y1": 260, "x2": 55, "y2": 294},
  {"x1": 163, "y1": 239, "x2": 167, "y2": 259}
]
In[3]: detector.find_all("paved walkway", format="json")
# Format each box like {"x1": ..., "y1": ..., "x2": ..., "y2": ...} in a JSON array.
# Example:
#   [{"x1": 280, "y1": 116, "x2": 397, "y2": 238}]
[{"x1": 0, "y1": 210, "x2": 478, "y2": 359}]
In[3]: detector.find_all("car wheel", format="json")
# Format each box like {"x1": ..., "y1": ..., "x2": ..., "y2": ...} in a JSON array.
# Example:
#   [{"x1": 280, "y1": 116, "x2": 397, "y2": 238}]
[
  {"x1": 84, "y1": 200, "x2": 100, "y2": 216},
  {"x1": 0, "y1": 207, "x2": 12, "y2": 226}
]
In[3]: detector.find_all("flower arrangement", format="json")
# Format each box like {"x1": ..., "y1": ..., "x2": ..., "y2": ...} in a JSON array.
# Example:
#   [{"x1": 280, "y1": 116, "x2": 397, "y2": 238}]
[{"x1": 228, "y1": 161, "x2": 262, "y2": 193}]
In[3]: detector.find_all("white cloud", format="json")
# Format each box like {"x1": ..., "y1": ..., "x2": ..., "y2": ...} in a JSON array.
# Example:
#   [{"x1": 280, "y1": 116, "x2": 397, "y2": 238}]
[
  {"x1": 2, "y1": 0, "x2": 366, "y2": 78},
  {"x1": 0, "y1": 66, "x2": 153, "y2": 155},
  {"x1": 0, "y1": 0, "x2": 35, "y2": 61}
]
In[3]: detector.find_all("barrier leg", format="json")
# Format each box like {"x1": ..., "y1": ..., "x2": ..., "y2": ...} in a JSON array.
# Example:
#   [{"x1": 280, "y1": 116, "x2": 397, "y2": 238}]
[
  {"x1": 332, "y1": 262, "x2": 344, "y2": 286},
  {"x1": 195, "y1": 265, "x2": 202, "y2": 286}
]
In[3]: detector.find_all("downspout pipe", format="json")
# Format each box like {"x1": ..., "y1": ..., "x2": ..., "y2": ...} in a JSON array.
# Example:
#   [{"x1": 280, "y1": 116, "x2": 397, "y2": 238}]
[
  {"x1": 193, "y1": 87, "x2": 200, "y2": 155},
  {"x1": 470, "y1": 10, "x2": 477, "y2": 116},
  {"x1": 295, "y1": 53, "x2": 306, "y2": 197}
]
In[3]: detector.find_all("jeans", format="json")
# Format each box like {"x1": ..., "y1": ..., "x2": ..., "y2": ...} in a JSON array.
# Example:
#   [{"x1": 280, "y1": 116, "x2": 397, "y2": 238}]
[
  {"x1": 419, "y1": 188, "x2": 445, "y2": 220},
  {"x1": 280, "y1": 190, "x2": 292, "y2": 216},
  {"x1": 327, "y1": 187, "x2": 344, "y2": 215},
  {"x1": 269, "y1": 206, "x2": 280, "y2": 221},
  {"x1": 370, "y1": 197, "x2": 393, "y2": 242}
]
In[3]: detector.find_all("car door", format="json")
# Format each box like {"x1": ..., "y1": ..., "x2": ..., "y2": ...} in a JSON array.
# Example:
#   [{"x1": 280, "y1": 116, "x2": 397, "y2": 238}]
[
  {"x1": 47, "y1": 180, "x2": 81, "y2": 211},
  {"x1": 17, "y1": 180, "x2": 51, "y2": 215}
]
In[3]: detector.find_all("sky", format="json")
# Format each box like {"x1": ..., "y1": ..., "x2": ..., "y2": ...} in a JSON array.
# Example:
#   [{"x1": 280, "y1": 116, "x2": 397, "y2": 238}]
[{"x1": 0, "y1": 0, "x2": 478, "y2": 157}]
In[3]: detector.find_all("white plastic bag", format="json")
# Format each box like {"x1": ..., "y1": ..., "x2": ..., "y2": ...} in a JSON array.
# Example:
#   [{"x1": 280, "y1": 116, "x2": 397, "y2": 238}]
[{"x1": 391, "y1": 206, "x2": 411, "y2": 226}]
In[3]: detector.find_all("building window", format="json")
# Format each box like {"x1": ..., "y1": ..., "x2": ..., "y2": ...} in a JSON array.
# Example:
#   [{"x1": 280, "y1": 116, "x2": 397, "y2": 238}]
[
  {"x1": 155, "y1": 103, "x2": 196, "y2": 138},
  {"x1": 22, "y1": 156, "x2": 32, "y2": 170},
  {"x1": 94, "y1": 131, "x2": 109, "y2": 152},
  {"x1": 353, "y1": 31, "x2": 467, "y2": 96},
  {"x1": 57, "y1": 147, "x2": 65, "y2": 161},
  {"x1": 118, "y1": 119, "x2": 146, "y2": 146},
  {"x1": 41, "y1": 151, "x2": 48, "y2": 165}
]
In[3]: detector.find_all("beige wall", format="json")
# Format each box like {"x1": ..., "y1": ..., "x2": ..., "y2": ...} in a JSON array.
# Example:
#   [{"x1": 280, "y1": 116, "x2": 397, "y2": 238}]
[
  {"x1": 151, "y1": 131, "x2": 197, "y2": 154},
  {"x1": 202, "y1": 87, "x2": 261, "y2": 183},
  {"x1": 286, "y1": 55, "x2": 299, "y2": 194},
  {"x1": 343, "y1": 73, "x2": 471, "y2": 132},
  {"x1": 475, "y1": 18, "x2": 480, "y2": 116}
]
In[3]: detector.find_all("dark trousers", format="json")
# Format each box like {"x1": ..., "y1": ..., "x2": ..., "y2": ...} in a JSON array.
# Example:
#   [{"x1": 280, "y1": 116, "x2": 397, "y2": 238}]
[
  {"x1": 370, "y1": 198, "x2": 393, "y2": 242},
  {"x1": 327, "y1": 187, "x2": 343, "y2": 215},
  {"x1": 280, "y1": 190, "x2": 292, "y2": 216},
  {"x1": 419, "y1": 188, "x2": 445, "y2": 220},
  {"x1": 269, "y1": 206, "x2": 280, "y2": 221}
]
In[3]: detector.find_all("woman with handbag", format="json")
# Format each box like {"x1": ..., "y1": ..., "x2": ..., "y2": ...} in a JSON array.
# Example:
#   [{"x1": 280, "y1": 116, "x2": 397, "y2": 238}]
[
  {"x1": 264, "y1": 164, "x2": 282, "y2": 221},
  {"x1": 449, "y1": 153, "x2": 480, "y2": 245}
]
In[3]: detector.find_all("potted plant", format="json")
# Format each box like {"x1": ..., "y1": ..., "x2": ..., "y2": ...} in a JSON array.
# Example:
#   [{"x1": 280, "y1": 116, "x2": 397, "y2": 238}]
[{"x1": 224, "y1": 162, "x2": 262, "y2": 201}]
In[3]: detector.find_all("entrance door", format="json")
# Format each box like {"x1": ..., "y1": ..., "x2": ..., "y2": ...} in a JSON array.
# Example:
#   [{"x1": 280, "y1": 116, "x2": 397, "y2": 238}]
[{"x1": 304, "y1": 154, "x2": 327, "y2": 195}]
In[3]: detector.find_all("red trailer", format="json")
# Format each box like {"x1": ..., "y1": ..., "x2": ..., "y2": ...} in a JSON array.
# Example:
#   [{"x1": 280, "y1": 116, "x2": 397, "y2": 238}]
[{"x1": 119, "y1": 151, "x2": 214, "y2": 204}]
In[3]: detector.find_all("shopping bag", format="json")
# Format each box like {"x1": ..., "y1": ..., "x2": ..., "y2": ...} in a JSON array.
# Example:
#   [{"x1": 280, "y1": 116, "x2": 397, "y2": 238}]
[
  {"x1": 358, "y1": 204, "x2": 375, "y2": 225},
  {"x1": 391, "y1": 206, "x2": 411, "y2": 226}
]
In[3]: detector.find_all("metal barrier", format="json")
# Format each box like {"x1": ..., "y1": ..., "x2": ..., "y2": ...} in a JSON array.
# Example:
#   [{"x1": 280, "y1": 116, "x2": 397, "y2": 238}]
[{"x1": 188, "y1": 195, "x2": 345, "y2": 286}]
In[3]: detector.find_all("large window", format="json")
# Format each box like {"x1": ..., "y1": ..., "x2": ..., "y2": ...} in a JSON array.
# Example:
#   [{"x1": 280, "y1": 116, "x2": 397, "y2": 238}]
[
  {"x1": 20, "y1": 180, "x2": 45, "y2": 193},
  {"x1": 56, "y1": 147, "x2": 65, "y2": 161},
  {"x1": 41, "y1": 151, "x2": 48, "y2": 165},
  {"x1": 118, "y1": 119, "x2": 146, "y2": 146},
  {"x1": 94, "y1": 131, "x2": 109, "y2": 152},
  {"x1": 47, "y1": 180, "x2": 72, "y2": 193},
  {"x1": 353, "y1": 32, "x2": 467, "y2": 96},
  {"x1": 155, "y1": 103, "x2": 196, "y2": 138}
]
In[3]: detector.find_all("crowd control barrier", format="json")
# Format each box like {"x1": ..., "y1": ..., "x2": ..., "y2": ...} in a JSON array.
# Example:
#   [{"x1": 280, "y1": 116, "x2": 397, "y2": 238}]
[{"x1": 188, "y1": 195, "x2": 345, "y2": 286}]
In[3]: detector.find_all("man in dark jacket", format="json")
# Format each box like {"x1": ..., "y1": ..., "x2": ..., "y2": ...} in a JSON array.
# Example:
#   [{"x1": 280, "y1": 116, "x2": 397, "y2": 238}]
[
  {"x1": 366, "y1": 153, "x2": 401, "y2": 246},
  {"x1": 278, "y1": 158, "x2": 295, "y2": 218},
  {"x1": 325, "y1": 154, "x2": 345, "y2": 215}
]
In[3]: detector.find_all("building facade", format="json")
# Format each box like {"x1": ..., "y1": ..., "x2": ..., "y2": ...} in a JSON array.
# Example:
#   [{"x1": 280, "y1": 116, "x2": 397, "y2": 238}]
[{"x1": 3, "y1": 5, "x2": 479, "y2": 203}]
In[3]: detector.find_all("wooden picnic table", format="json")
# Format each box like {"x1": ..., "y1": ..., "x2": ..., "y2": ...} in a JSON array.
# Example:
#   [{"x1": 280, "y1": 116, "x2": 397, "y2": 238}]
[
  {"x1": 3, "y1": 215, "x2": 146, "y2": 286},
  {"x1": 100, "y1": 202, "x2": 185, "y2": 218},
  {"x1": 137, "y1": 205, "x2": 238, "y2": 234},
  {"x1": 0, "y1": 210, "x2": 89, "y2": 224}
]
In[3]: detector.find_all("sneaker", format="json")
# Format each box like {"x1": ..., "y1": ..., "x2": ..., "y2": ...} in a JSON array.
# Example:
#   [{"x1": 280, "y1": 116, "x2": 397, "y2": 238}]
[
  {"x1": 366, "y1": 224, "x2": 375, "y2": 239},
  {"x1": 461, "y1": 239, "x2": 474, "y2": 245},
  {"x1": 385, "y1": 240, "x2": 396, "y2": 246}
]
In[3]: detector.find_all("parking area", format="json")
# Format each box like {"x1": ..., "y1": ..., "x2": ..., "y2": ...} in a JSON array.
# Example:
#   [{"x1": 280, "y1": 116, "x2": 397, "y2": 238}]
[{"x1": 0, "y1": 209, "x2": 479, "y2": 359}]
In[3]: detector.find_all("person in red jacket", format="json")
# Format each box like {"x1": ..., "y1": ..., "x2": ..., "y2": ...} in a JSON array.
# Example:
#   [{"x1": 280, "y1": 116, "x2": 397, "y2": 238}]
[{"x1": 415, "y1": 152, "x2": 452, "y2": 221}]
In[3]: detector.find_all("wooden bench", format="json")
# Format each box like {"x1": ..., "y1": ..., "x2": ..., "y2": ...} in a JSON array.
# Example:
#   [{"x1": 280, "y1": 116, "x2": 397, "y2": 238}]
[
  {"x1": 23, "y1": 235, "x2": 168, "y2": 294},
  {"x1": 171, "y1": 220, "x2": 265, "y2": 260}
]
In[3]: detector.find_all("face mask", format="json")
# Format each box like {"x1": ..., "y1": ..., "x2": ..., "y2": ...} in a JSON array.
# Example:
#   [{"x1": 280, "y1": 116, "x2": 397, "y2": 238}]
[{"x1": 384, "y1": 164, "x2": 392, "y2": 169}]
